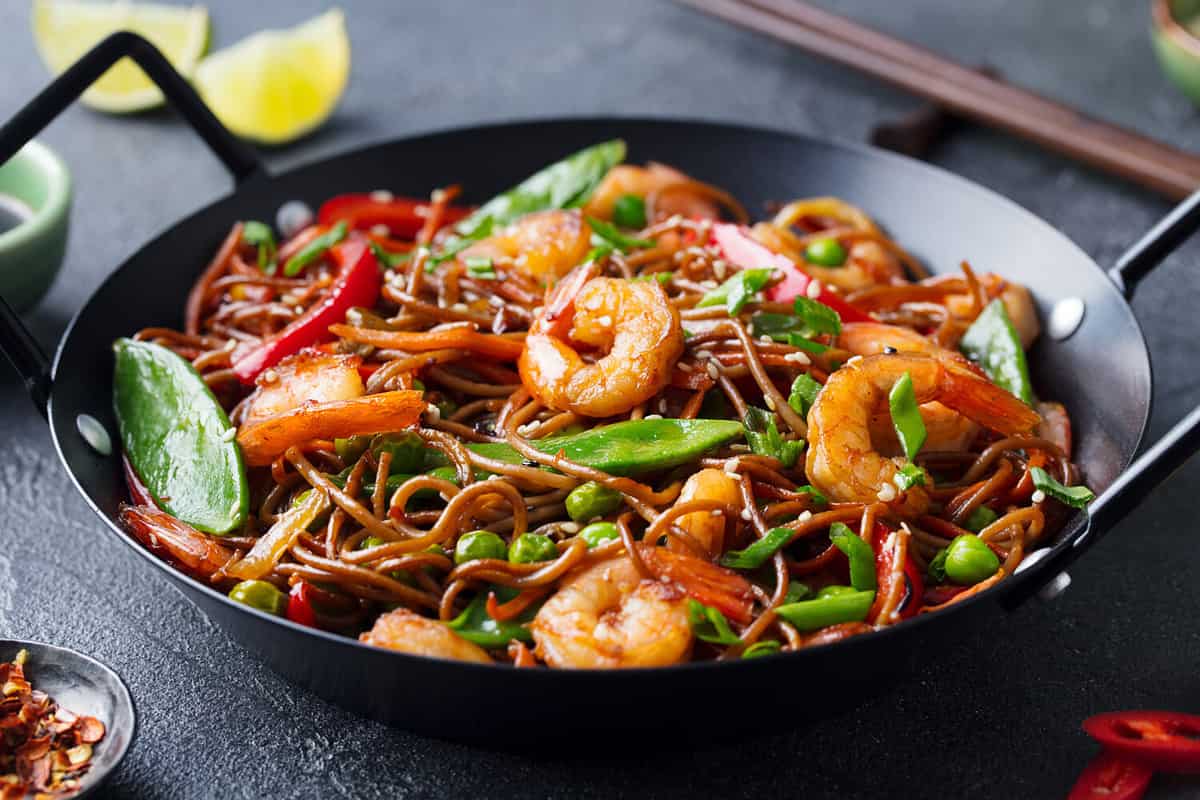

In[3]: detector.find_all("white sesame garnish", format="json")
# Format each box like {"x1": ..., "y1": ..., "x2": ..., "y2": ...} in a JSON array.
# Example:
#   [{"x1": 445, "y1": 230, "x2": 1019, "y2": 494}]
[
  {"x1": 1031, "y1": 490, "x2": 1047, "y2": 504},
  {"x1": 665, "y1": 214, "x2": 684, "y2": 228},
  {"x1": 293, "y1": 305, "x2": 305, "y2": 315},
  {"x1": 695, "y1": 349, "x2": 713, "y2": 360},
  {"x1": 712, "y1": 259, "x2": 728, "y2": 279},
  {"x1": 796, "y1": 510, "x2": 813, "y2": 523},
  {"x1": 706, "y1": 362, "x2": 721, "y2": 380},
  {"x1": 261, "y1": 369, "x2": 279, "y2": 384},
  {"x1": 739, "y1": 507, "x2": 753, "y2": 521},
  {"x1": 710, "y1": 509, "x2": 724, "y2": 517},
  {"x1": 424, "y1": 403, "x2": 441, "y2": 421},
  {"x1": 784, "y1": 351, "x2": 811, "y2": 365},
  {"x1": 724, "y1": 463, "x2": 740, "y2": 476},
  {"x1": 759, "y1": 335, "x2": 774, "y2": 345},
  {"x1": 369, "y1": 190, "x2": 395, "y2": 203},
  {"x1": 700, "y1": 280, "x2": 719, "y2": 290},
  {"x1": 451, "y1": 302, "x2": 469, "y2": 312},
  {"x1": 764, "y1": 395, "x2": 776, "y2": 411},
  {"x1": 561, "y1": 522, "x2": 580, "y2": 534},
  {"x1": 677, "y1": 362, "x2": 693, "y2": 373},
  {"x1": 221, "y1": 428, "x2": 236, "y2": 443},
  {"x1": 383, "y1": 269, "x2": 396, "y2": 283},
  {"x1": 369, "y1": 224, "x2": 391, "y2": 238},
  {"x1": 597, "y1": 315, "x2": 613, "y2": 327},
  {"x1": 806, "y1": 280, "x2": 823, "y2": 300},
  {"x1": 673, "y1": 251, "x2": 686, "y2": 264},
  {"x1": 877, "y1": 483, "x2": 897, "y2": 502}
]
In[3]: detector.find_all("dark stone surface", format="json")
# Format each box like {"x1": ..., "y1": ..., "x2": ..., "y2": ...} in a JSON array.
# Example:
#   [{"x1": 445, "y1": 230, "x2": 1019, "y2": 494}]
[{"x1": 2, "y1": 1, "x2": 1199, "y2": 797}]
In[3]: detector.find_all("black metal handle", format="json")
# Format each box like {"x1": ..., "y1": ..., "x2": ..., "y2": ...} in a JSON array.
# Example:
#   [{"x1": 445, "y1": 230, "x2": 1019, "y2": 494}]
[
  {"x1": 1107, "y1": 187, "x2": 1200, "y2": 299},
  {"x1": 0, "y1": 32, "x2": 264, "y2": 415}
]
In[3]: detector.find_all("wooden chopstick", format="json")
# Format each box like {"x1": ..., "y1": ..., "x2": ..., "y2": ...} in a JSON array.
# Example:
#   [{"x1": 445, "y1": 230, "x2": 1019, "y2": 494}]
[{"x1": 678, "y1": 0, "x2": 1200, "y2": 200}]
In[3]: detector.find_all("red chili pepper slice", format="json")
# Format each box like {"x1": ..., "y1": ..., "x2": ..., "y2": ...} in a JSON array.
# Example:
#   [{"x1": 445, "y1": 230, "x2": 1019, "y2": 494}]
[
  {"x1": 1068, "y1": 751, "x2": 1153, "y2": 800},
  {"x1": 317, "y1": 194, "x2": 470, "y2": 239},
  {"x1": 232, "y1": 238, "x2": 381, "y2": 385},
  {"x1": 286, "y1": 582, "x2": 319, "y2": 627},
  {"x1": 708, "y1": 223, "x2": 873, "y2": 323},
  {"x1": 1084, "y1": 711, "x2": 1200, "y2": 773},
  {"x1": 867, "y1": 522, "x2": 923, "y2": 622}
]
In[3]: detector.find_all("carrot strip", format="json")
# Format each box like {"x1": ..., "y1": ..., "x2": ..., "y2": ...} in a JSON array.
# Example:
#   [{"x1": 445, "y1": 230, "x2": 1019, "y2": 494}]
[{"x1": 328, "y1": 324, "x2": 526, "y2": 361}]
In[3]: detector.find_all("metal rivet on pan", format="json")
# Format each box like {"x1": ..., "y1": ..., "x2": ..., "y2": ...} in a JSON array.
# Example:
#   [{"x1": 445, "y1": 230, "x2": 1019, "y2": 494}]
[
  {"x1": 76, "y1": 413, "x2": 112, "y2": 456},
  {"x1": 276, "y1": 200, "x2": 314, "y2": 239},
  {"x1": 1037, "y1": 572, "x2": 1072, "y2": 603},
  {"x1": 1047, "y1": 297, "x2": 1085, "y2": 340}
]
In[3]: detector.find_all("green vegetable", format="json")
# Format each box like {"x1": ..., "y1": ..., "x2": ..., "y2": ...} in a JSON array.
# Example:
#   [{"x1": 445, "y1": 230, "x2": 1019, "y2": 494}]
[
  {"x1": 451, "y1": 139, "x2": 627, "y2": 243},
  {"x1": 798, "y1": 485, "x2": 828, "y2": 506},
  {"x1": 368, "y1": 241, "x2": 410, "y2": 270},
  {"x1": 584, "y1": 243, "x2": 614, "y2": 265},
  {"x1": 579, "y1": 521, "x2": 620, "y2": 549},
  {"x1": 464, "y1": 256, "x2": 496, "y2": 279},
  {"x1": 787, "y1": 373, "x2": 822, "y2": 417},
  {"x1": 804, "y1": 237, "x2": 847, "y2": 267},
  {"x1": 742, "y1": 640, "x2": 782, "y2": 659},
  {"x1": 428, "y1": 418, "x2": 745, "y2": 477},
  {"x1": 889, "y1": 371, "x2": 927, "y2": 460},
  {"x1": 587, "y1": 216, "x2": 654, "y2": 251},
  {"x1": 942, "y1": 534, "x2": 1000, "y2": 585},
  {"x1": 792, "y1": 297, "x2": 842, "y2": 337},
  {"x1": 816, "y1": 584, "x2": 858, "y2": 599},
  {"x1": 447, "y1": 585, "x2": 537, "y2": 646},
  {"x1": 358, "y1": 536, "x2": 386, "y2": 550},
  {"x1": 242, "y1": 220, "x2": 276, "y2": 272},
  {"x1": 697, "y1": 268, "x2": 774, "y2": 315},
  {"x1": 964, "y1": 505, "x2": 998, "y2": 533},
  {"x1": 894, "y1": 461, "x2": 928, "y2": 492},
  {"x1": 687, "y1": 599, "x2": 741, "y2": 645},
  {"x1": 565, "y1": 481, "x2": 623, "y2": 522},
  {"x1": 228, "y1": 580, "x2": 286, "y2": 615},
  {"x1": 454, "y1": 530, "x2": 508, "y2": 564},
  {"x1": 612, "y1": 194, "x2": 648, "y2": 229},
  {"x1": 334, "y1": 435, "x2": 370, "y2": 464},
  {"x1": 283, "y1": 220, "x2": 347, "y2": 277},
  {"x1": 112, "y1": 338, "x2": 247, "y2": 534},
  {"x1": 783, "y1": 582, "x2": 812, "y2": 604},
  {"x1": 743, "y1": 407, "x2": 804, "y2": 468},
  {"x1": 829, "y1": 522, "x2": 877, "y2": 592},
  {"x1": 774, "y1": 589, "x2": 875, "y2": 632},
  {"x1": 959, "y1": 298, "x2": 1035, "y2": 405},
  {"x1": 1030, "y1": 466, "x2": 1095, "y2": 508},
  {"x1": 633, "y1": 271, "x2": 672, "y2": 285},
  {"x1": 927, "y1": 548, "x2": 948, "y2": 583},
  {"x1": 508, "y1": 533, "x2": 560, "y2": 564},
  {"x1": 720, "y1": 527, "x2": 795, "y2": 569},
  {"x1": 370, "y1": 432, "x2": 426, "y2": 474}
]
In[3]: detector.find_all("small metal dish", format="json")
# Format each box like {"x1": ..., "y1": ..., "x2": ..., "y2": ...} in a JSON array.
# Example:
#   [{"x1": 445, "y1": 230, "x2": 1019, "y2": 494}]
[{"x1": 0, "y1": 640, "x2": 135, "y2": 797}]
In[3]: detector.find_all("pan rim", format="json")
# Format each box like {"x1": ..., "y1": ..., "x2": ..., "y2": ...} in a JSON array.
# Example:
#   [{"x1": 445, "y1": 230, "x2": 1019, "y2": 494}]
[{"x1": 45, "y1": 114, "x2": 1152, "y2": 678}]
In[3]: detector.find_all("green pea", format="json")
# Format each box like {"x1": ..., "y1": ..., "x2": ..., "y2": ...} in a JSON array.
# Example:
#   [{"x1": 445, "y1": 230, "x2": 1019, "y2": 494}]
[
  {"x1": 564, "y1": 481, "x2": 623, "y2": 522},
  {"x1": 335, "y1": 435, "x2": 370, "y2": 464},
  {"x1": 816, "y1": 584, "x2": 858, "y2": 599},
  {"x1": 358, "y1": 536, "x2": 386, "y2": 550},
  {"x1": 579, "y1": 521, "x2": 620, "y2": 549},
  {"x1": 454, "y1": 530, "x2": 508, "y2": 564},
  {"x1": 964, "y1": 505, "x2": 998, "y2": 533},
  {"x1": 228, "y1": 580, "x2": 286, "y2": 616},
  {"x1": 943, "y1": 534, "x2": 1000, "y2": 585},
  {"x1": 508, "y1": 533, "x2": 559, "y2": 564},
  {"x1": 612, "y1": 194, "x2": 647, "y2": 229},
  {"x1": 804, "y1": 237, "x2": 847, "y2": 267}
]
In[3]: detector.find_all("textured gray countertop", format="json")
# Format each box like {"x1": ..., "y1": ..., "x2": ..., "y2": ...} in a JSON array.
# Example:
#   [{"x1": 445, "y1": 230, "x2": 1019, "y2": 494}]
[{"x1": 3, "y1": 1, "x2": 1200, "y2": 797}]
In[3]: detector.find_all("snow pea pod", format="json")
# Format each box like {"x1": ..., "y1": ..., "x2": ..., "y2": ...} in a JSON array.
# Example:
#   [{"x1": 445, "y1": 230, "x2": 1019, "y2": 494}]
[
  {"x1": 774, "y1": 588, "x2": 875, "y2": 632},
  {"x1": 959, "y1": 298, "x2": 1035, "y2": 405},
  {"x1": 112, "y1": 338, "x2": 248, "y2": 534}
]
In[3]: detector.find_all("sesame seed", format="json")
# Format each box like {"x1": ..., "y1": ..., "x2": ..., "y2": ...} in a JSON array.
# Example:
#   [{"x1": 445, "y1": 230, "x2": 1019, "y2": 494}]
[
  {"x1": 221, "y1": 428, "x2": 236, "y2": 443},
  {"x1": 710, "y1": 509, "x2": 723, "y2": 517},
  {"x1": 597, "y1": 315, "x2": 613, "y2": 327},
  {"x1": 665, "y1": 214, "x2": 684, "y2": 228},
  {"x1": 383, "y1": 269, "x2": 396, "y2": 283},
  {"x1": 877, "y1": 483, "x2": 897, "y2": 502},
  {"x1": 561, "y1": 522, "x2": 581, "y2": 534},
  {"x1": 759, "y1": 335, "x2": 774, "y2": 345},
  {"x1": 806, "y1": 280, "x2": 823, "y2": 300},
  {"x1": 724, "y1": 463, "x2": 740, "y2": 476},
  {"x1": 261, "y1": 369, "x2": 279, "y2": 384},
  {"x1": 739, "y1": 507, "x2": 753, "y2": 521},
  {"x1": 424, "y1": 403, "x2": 441, "y2": 421},
  {"x1": 673, "y1": 251, "x2": 686, "y2": 263},
  {"x1": 369, "y1": 224, "x2": 391, "y2": 237},
  {"x1": 677, "y1": 362, "x2": 693, "y2": 373},
  {"x1": 706, "y1": 362, "x2": 721, "y2": 380},
  {"x1": 700, "y1": 280, "x2": 719, "y2": 290},
  {"x1": 796, "y1": 510, "x2": 813, "y2": 523},
  {"x1": 1031, "y1": 490, "x2": 1047, "y2": 504},
  {"x1": 369, "y1": 190, "x2": 394, "y2": 203},
  {"x1": 451, "y1": 302, "x2": 469, "y2": 312},
  {"x1": 784, "y1": 351, "x2": 811, "y2": 365},
  {"x1": 764, "y1": 395, "x2": 776, "y2": 411},
  {"x1": 294, "y1": 305, "x2": 305, "y2": 315},
  {"x1": 713, "y1": 259, "x2": 727, "y2": 279},
  {"x1": 695, "y1": 349, "x2": 713, "y2": 360}
]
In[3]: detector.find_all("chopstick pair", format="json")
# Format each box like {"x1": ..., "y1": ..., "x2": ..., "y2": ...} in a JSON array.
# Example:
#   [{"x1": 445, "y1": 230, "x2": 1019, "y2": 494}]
[{"x1": 678, "y1": 0, "x2": 1200, "y2": 200}]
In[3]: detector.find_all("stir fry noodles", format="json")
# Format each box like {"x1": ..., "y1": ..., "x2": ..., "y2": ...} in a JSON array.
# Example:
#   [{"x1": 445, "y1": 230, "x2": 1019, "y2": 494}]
[{"x1": 114, "y1": 140, "x2": 1094, "y2": 668}]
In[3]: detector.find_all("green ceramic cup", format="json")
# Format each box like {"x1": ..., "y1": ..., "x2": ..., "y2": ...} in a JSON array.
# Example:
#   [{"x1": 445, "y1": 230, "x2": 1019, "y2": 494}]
[
  {"x1": 0, "y1": 140, "x2": 71, "y2": 310},
  {"x1": 1152, "y1": 0, "x2": 1200, "y2": 106}
]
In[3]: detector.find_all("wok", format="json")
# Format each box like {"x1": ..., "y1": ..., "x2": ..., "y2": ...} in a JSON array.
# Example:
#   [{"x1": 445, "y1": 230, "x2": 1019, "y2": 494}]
[{"x1": 1, "y1": 34, "x2": 1198, "y2": 741}]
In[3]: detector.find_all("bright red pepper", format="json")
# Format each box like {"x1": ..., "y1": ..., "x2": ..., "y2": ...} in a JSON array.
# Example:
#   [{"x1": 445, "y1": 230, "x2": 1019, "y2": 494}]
[
  {"x1": 1084, "y1": 711, "x2": 1200, "y2": 773},
  {"x1": 868, "y1": 522, "x2": 923, "y2": 622},
  {"x1": 709, "y1": 223, "x2": 873, "y2": 323},
  {"x1": 317, "y1": 194, "x2": 470, "y2": 238},
  {"x1": 286, "y1": 581, "x2": 318, "y2": 627},
  {"x1": 1068, "y1": 751, "x2": 1153, "y2": 800},
  {"x1": 232, "y1": 238, "x2": 381, "y2": 385}
]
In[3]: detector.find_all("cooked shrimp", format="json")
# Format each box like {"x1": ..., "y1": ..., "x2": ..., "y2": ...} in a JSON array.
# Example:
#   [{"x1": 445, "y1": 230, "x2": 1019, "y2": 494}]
[
  {"x1": 243, "y1": 349, "x2": 364, "y2": 425},
  {"x1": 749, "y1": 224, "x2": 905, "y2": 292},
  {"x1": 530, "y1": 557, "x2": 692, "y2": 669},
  {"x1": 583, "y1": 163, "x2": 721, "y2": 222},
  {"x1": 667, "y1": 468, "x2": 739, "y2": 557},
  {"x1": 519, "y1": 270, "x2": 684, "y2": 417},
  {"x1": 806, "y1": 353, "x2": 1040, "y2": 515},
  {"x1": 945, "y1": 273, "x2": 1040, "y2": 348},
  {"x1": 360, "y1": 608, "x2": 493, "y2": 664},
  {"x1": 457, "y1": 209, "x2": 591, "y2": 282}
]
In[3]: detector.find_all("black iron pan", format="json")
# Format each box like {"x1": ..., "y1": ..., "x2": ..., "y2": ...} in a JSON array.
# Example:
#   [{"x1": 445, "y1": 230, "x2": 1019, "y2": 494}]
[{"x1": 2, "y1": 35, "x2": 1199, "y2": 742}]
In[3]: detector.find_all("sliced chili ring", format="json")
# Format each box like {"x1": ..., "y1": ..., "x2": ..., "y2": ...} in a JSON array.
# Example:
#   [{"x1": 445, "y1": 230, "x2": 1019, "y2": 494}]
[
  {"x1": 1083, "y1": 710, "x2": 1200, "y2": 773},
  {"x1": 1068, "y1": 750, "x2": 1153, "y2": 800}
]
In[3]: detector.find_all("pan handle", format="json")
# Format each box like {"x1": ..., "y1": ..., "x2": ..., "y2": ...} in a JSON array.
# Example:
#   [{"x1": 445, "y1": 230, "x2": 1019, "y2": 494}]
[
  {"x1": 1107, "y1": 187, "x2": 1200, "y2": 299},
  {"x1": 0, "y1": 32, "x2": 264, "y2": 417}
]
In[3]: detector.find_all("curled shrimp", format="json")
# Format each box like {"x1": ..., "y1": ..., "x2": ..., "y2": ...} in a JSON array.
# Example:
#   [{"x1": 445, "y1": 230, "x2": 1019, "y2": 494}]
[
  {"x1": 457, "y1": 209, "x2": 591, "y2": 282},
  {"x1": 806, "y1": 353, "x2": 1040, "y2": 515},
  {"x1": 583, "y1": 163, "x2": 724, "y2": 222},
  {"x1": 530, "y1": 556, "x2": 692, "y2": 669},
  {"x1": 751, "y1": 223, "x2": 906, "y2": 292},
  {"x1": 667, "y1": 468, "x2": 740, "y2": 557},
  {"x1": 519, "y1": 269, "x2": 684, "y2": 417},
  {"x1": 359, "y1": 608, "x2": 492, "y2": 664}
]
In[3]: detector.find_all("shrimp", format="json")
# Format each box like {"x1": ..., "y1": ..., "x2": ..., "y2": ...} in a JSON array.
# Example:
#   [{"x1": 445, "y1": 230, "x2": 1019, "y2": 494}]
[
  {"x1": 837, "y1": 322, "x2": 981, "y2": 454},
  {"x1": 243, "y1": 349, "x2": 364, "y2": 425},
  {"x1": 806, "y1": 353, "x2": 1040, "y2": 515},
  {"x1": 359, "y1": 608, "x2": 493, "y2": 664},
  {"x1": 519, "y1": 269, "x2": 684, "y2": 417},
  {"x1": 667, "y1": 468, "x2": 740, "y2": 557},
  {"x1": 583, "y1": 163, "x2": 721, "y2": 222},
  {"x1": 530, "y1": 557, "x2": 692, "y2": 669},
  {"x1": 749, "y1": 224, "x2": 905, "y2": 292},
  {"x1": 457, "y1": 209, "x2": 591, "y2": 282},
  {"x1": 945, "y1": 273, "x2": 1040, "y2": 348}
]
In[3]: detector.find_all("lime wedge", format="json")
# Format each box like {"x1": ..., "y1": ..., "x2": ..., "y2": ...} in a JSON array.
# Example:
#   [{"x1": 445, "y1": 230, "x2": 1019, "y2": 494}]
[
  {"x1": 31, "y1": 0, "x2": 210, "y2": 114},
  {"x1": 194, "y1": 9, "x2": 350, "y2": 145}
]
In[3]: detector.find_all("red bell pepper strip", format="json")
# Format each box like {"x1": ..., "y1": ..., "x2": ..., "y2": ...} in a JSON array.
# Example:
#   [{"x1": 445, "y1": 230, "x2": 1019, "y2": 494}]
[
  {"x1": 709, "y1": 223, "x2": 873, "y2": 323},
  {"x1": 1068, "y1": 751, "x2": 1153, "y2": 800},
  {"x1": 317, "y1": 194, "x2": 471, "y2": 239},
  {"x1": 232, "y1": 239, "x2": 381, "y2": 385},
  {"x1": 1084, "y1": 711, "x2": 1200, "y2": 773},
  {"x1": 286, "y1": 581, "x2": 319, "y2": 627},
  {"x1": 868, "y1": 522, "x2": 924, "y2": 622}
]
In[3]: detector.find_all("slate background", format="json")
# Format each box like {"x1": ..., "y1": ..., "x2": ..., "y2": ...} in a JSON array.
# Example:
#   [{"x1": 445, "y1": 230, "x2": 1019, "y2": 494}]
[{"x1": 2, "y1": 1, "x2": 1200, "y2": 797}]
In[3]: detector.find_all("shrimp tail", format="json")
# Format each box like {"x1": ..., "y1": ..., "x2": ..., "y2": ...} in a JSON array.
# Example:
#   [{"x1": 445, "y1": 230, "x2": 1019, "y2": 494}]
[
  {"x1": 639, "y1": 546, "x2": 755, "y2": 624},
  {"x1": 938, "y1": 361, "x2": 1040, "y2": 436}
]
